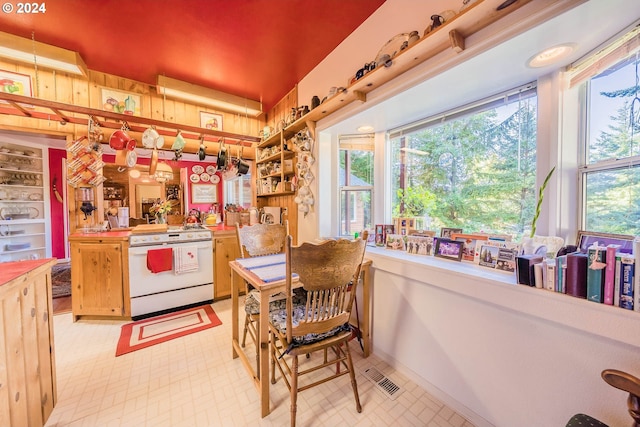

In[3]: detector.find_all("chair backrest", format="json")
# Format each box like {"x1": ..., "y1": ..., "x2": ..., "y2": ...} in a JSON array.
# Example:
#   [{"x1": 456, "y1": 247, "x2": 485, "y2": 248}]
[
  {"x1": 236, "y1": 220, "x2": 289, "y2": 258},
  {"x1": 285, "y1": 231, "x2": 368, "y2": 340}
]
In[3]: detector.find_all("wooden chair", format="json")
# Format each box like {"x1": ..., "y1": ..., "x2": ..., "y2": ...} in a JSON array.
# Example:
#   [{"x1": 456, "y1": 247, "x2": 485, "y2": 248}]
[
  {"x1": 235, "y1": 221, "x2": 289, "y2": 367},
  {"x1": 566, "y1": 369, "x2": 640, "y2": 427},
  {"x1": 269, "y1": 232, "x2": 368, "y2": 427}
]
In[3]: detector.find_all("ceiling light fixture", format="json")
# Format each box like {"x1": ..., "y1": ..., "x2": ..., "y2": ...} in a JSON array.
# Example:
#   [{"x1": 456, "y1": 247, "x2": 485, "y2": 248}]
[
  {"x1": 156, "y1": 75, "x2": 262, "y2": 116},
  {"x1": 0, "y1": 31, "x2": 88, "y2": 76},
  {"x1": 357, "y1": 125, "x2": 374, "y2": 133},
  {"x1": 527, "y1": 43, "x2": 576, "y2": 68},
  {"x1": 152, "y1": 162, "x2": 174, "y2": 183}
]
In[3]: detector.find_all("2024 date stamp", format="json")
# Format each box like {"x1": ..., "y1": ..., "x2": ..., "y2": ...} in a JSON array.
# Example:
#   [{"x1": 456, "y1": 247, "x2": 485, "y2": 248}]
[{"x1": 2, "y1": 2, "x2": 47, "y2": 14}]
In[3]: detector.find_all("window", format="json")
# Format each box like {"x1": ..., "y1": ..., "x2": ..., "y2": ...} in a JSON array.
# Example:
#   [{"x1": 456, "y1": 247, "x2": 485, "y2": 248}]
[
  {"x1": 224, "y1": 171, "x2": 252, "y2": 209},
  {"x1": 388, "y1": 84, "x2": 537, "y2": 239},
  {"x1": 578, "y1": 30, "x2": 640, "y2": 235},
  {"x1": 339, "y1": 135, "x2": 373, "y2": 237}
]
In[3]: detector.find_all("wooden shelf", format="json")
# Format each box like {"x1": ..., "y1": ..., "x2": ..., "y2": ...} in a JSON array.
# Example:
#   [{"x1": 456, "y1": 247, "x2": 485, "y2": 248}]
[
  {"x1": 256, "y1": 150, "x2": 294, "y2": 165},
  {"x1": 257, "y1": 191, "x2": 296, "y2": 198},
  {"x1": 259, "y1": 0, "x2": 583, "y2": 131}
]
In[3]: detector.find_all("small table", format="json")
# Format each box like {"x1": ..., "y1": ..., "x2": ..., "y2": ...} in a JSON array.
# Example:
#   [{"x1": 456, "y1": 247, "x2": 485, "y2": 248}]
[{"x1": 229, "y1": 253, "x2": 371, "y2": 418}]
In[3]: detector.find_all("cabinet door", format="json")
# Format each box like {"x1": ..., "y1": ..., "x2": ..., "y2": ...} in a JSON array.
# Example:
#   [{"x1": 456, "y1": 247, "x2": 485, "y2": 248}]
[
  {"x1": 71, "y1": 242, "x2": 124, "y2": 318},
  {"x1": 214, "y1": 236, "x2": 240, "y2": 299}
]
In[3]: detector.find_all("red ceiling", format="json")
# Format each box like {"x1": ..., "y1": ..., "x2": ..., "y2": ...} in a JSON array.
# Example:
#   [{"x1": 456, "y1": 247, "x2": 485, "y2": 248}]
[{"x1": 0, "y1": 0, "x2": 385, "y2": 112}]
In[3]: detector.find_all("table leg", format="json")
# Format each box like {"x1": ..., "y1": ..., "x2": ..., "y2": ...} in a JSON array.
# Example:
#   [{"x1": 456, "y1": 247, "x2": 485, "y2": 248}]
[
  {"x1": 259, "y1": 293, "x2": 271, "y2": 417},
  {"x1": 231, "y1": 269, "x2": 239, "y2": 359}
]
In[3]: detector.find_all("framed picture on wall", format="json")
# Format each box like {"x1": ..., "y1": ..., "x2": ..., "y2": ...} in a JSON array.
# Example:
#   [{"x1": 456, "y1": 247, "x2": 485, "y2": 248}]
[
  {"x1": 101, "y1": 88, "x2": 141, "y2": 115},
  {"x1": 191, "y1": 184, "x2": 217, "y2": 203},
  {"x1": 200, "y1": 111, "x2": 223, "y2": 130},
  {"x1": 0, "y1": 70, "x2": 32, "y2": 105}
]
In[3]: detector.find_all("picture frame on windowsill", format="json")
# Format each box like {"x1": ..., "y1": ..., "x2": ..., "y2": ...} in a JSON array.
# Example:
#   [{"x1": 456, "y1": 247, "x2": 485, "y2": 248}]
[
  {"x1": 434, "y1": 238, "x2": 464, "y2": 261},
  {"x1": 450, "y1": 233, "x2": 489, "y2": 262},
  {"x1": 576, "y1": 230, "x2": 634, "y2": 255},
  {"x1": 440, "y1": 227, "x2": 463, "y2": 239}
]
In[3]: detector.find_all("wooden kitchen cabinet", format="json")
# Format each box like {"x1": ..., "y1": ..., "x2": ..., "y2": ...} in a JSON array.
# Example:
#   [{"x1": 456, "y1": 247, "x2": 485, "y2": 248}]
[
  {"x1": 213, "y1": 233, "x2": 240, "y2": 299},
  {"x1": 70, "y1": 237, "x2": 130, "y2": 321},
  {"x1": 0, "y1": 258, "x2": 57, "y2": 427}
]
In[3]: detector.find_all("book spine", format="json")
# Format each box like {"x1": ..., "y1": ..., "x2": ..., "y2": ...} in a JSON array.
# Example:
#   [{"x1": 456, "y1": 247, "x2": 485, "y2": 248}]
[
  {"x1": 614, "y1": 254, "x2": 622, "y2": 307},
  {"x1": 635, "y1": 237, "x2": 640, "y2": 312},
  {"x1": 587, "y1": 247, "x2": 606, "y2": 303},
  {"x1": 534, "y1": 263, "x2": 544, "y2": 289},
  {"x1": 545, "y1": 259, "x2": 556, "y2": 292},
  {"x1": 556, "y1": 255, "x2": 567, "y2": 293},
  {"x1": 620, "y1": 256, "x2": 635, "y2": 310},
  {"x1": 566, "y1": 252, "x2": 588, "y2": 298},
  {"x1": 604, "y1": 245, "x2": 621, "y2": 305}
]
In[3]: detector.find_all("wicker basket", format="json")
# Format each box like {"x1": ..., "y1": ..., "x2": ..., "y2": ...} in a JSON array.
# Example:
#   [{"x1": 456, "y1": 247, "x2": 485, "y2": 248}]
[{"x1": 225, "y1": 211, "x2": 241, "y2": 227}]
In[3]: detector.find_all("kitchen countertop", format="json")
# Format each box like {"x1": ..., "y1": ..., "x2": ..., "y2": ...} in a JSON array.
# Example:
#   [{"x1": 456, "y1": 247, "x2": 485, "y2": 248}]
[
  {"x1": 0, "y1": 258, "x2": 57, "y2": 286},
  {"x1": 68, "y1": 224, "x2": 236, "y2": 240}
]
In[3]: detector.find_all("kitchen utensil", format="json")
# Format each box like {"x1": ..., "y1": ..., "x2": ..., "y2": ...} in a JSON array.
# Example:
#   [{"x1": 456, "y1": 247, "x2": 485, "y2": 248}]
[
  {"x1": 217, "y1": 139, "x2": 227, "y2": 170},
  {"x1": 142, "y1": 126, "x2": 160, "y2": 148},
  {"x1": 109, "y1": 129, "x2": 130, "y2": 150},
  {"x1": 126, "y1": 138, "x2": 137, "y2": 151},
  {"x1": 236, "y1": 146, "x2": 250, "y2": 175},
  {"x1": 126, "y1": 150, "x2": 137, "y2": 168},
  {"x1": 198, "y1": 136, "x2": 206, "y2": 161},
  {"x1": 171, "y1": 131, "x2": 186, "y2": 151},
  {"x1": 149, "y1": 148, "x2": 158, "y2": 175}
]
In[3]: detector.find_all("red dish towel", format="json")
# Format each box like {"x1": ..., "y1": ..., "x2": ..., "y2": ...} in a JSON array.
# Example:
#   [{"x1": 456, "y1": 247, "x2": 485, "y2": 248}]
[{"x1": 147, "y1": 248, "x2": 173, "y2": 273}]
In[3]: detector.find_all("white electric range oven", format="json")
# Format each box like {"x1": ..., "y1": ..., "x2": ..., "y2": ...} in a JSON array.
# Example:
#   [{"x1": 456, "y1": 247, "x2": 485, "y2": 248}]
[{"x1": 128, "y1": 226, "x2": 213, "y2": 319}]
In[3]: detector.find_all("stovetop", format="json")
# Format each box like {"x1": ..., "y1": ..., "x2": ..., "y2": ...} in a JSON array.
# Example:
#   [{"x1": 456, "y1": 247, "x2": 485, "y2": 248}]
[{"x1": 129, "y1": 225, "x2": 212, "y2": 247}]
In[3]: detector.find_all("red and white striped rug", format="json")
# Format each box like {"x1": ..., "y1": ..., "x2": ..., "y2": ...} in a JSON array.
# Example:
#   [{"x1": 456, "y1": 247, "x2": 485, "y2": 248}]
[{"x1": 115, "y1": 305, "x2": 222, "y2": 356}]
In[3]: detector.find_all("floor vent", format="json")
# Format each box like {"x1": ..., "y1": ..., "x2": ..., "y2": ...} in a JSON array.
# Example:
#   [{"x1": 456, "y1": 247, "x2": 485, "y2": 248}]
[{"x1": 363, "y1": 366, "x2": 402, "y2": 400}]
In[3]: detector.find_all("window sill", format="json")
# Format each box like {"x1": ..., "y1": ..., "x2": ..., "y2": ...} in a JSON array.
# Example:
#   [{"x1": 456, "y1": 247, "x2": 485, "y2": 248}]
[{"x1": 365, "y1": 245, "x2": 640, "y2": 349}]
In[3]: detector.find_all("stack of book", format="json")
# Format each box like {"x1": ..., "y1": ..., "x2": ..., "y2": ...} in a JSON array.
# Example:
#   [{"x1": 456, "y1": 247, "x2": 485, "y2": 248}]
[{"x1": 516, "y1": 240, "x2": 640, "y2": 312}]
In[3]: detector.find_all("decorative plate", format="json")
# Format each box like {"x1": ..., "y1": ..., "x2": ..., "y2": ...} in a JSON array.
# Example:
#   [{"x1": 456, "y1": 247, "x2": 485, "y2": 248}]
[
  {"x1": 375, "y1": 33, "x2": 411, "y2": 65},
  {"x1": 206, "y1": 165, "x2": 216, "y2": 174},
  {"x1": 189, "y1": 173, "x2": 200, "y2": 183},
  {"x1": 210, "y1": 174, "x2": 220, "y2": 184},
  {"x1": 192, "y1": 165, "x2": 204, "y2": 174},
  {"x1": 200, "y1": 173, "x2": 210, "y2": 182}
]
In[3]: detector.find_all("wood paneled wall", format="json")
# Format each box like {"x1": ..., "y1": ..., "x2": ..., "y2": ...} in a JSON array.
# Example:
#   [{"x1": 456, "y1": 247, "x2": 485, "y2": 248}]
[{"x1": 0, "y1": 59, "x2": 264, "y2": 150}]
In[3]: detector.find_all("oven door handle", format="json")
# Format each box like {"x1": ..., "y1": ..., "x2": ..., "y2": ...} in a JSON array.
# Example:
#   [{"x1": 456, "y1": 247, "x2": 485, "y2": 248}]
[{"x1": 129, "y1": 243, "x2": 212, "y2": 256}]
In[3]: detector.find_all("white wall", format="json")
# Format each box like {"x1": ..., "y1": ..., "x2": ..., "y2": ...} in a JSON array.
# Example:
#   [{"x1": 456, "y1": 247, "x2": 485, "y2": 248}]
[{"x1": 367, "y1": 248, "x2": 640, "y2": 427}]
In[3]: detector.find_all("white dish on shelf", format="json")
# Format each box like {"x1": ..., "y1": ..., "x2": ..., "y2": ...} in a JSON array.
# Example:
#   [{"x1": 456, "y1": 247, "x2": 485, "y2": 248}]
[
  {"x1": 192, "y1": 165, "x2": 204, "y2": 174},
  {"x1": 200, "y1": 173, "x2": 210, "y2": 182},
  {"x1": 206, "y1": 165, "x2": 216, "y2": 174},
  {"x1": 210, "y1": 174, "x2": 220, "y2": 184},
  {"x1": 189, "y1": 173, "x2": 200, "y2": 183},
  {"x1": 6, "y1": 242, "x2": 30, "y2": 251}
]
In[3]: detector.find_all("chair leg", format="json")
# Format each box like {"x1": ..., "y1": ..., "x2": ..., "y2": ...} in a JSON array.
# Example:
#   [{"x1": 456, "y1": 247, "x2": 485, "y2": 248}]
[
  {"x1": 255, "y1": 318, "x2": 260, "y2": 377},
  {"x1": 291, "y1": 355, "x2": 299, "y2": 427},
  {"x1": 344, "y1": 341, "x2": 362, "y2": 413},
  {"x1": 271, "y1": 331, "x2": 277, "y2": 385},
  {"x1": 241, "y1": 313, "x2": 249, "y2": 347}
]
